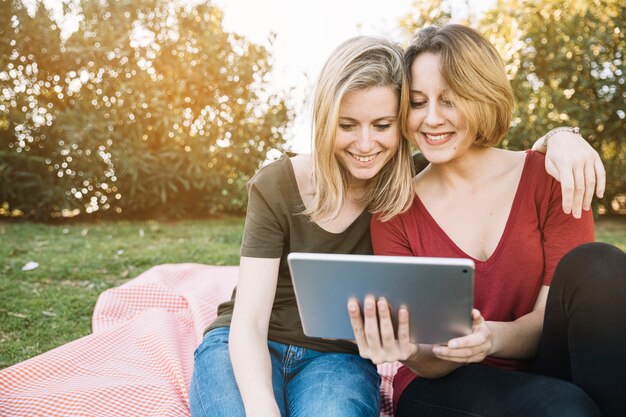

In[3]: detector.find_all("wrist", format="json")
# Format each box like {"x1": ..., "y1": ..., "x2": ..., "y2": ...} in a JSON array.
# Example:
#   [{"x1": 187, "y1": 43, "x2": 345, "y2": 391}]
[
  {"x1": 401, "y1": 343, "x2": 426, "y2": 366},
  {"x1": 484, "y1": 321, "x2": 499, "y2": 356},
  {"x1": 541, "y1": 126, "x2": 581, "y2": 148}
]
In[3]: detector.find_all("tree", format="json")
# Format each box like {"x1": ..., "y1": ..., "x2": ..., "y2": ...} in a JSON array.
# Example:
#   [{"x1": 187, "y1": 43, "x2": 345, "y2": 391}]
[
  {"x1": 398, "y1": 0, "x2": 453, "y2": 44},
  {"x1": 1, "y1": 0, "x2": 292, "y2": 220},
  {"x1": 483, "y1": 0, "x2": 625, "y2": 213},
  {"x1": 399, "y1": 0, "x2": 625, "y2": 214}
]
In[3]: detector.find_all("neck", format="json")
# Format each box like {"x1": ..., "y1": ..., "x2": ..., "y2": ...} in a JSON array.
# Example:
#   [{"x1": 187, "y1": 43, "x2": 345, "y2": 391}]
[
  {"x1": 346, "y1": 183, "x2": 367, "y2": 204},
  {"x1": 426, "y1": 145, "x2": 496, "y2": 188},
  {"x1": 344, "y1": 171, "x2": 369, "y2": 197}
]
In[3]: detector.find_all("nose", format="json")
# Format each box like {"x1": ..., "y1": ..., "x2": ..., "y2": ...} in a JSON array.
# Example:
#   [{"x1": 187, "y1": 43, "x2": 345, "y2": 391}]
[
  {"x1": 424, "y1": 102, "x2": 445, "y2": 127},
  {"x1": 355, "y1": 126, "x2": 375, "y2": 153}
]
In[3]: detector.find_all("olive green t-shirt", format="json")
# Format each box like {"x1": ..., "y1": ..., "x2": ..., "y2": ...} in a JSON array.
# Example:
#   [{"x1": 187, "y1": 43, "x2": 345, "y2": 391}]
[{"x1": 206, "y1": 154, "x2": 373, "y2": 354}]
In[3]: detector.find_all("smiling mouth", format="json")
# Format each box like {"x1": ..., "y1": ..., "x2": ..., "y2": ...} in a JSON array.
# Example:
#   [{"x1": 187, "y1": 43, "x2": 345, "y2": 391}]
[
  {"x1": 423, "y1": 132, "x2": 453, "y2": 142},
  {"x1": 349, "y1": 152, "x2": 380, "y2": 163}
]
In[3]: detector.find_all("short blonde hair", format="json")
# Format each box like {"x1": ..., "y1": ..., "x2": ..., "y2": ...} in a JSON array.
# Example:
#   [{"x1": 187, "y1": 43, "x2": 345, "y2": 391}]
[
  {"x1": 307, "y1": 36, "x2": 414, "y2": 222},
  {"x1": 403, "y1": 25, "x2": 514, "y2": 146}
]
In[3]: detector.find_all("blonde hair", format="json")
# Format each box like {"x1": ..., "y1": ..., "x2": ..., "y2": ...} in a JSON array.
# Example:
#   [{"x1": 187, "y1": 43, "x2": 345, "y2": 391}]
[
  {"x1": 307, "y1": 36, "x2": 414, "y2": 222},
  {"x1": 403, "y1": 24, "x2": 514, "y2": 146}
]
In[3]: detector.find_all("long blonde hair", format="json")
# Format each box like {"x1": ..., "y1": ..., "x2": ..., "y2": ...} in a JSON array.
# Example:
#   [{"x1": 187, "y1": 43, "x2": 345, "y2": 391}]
[
  {"x1": 403, "y1": 25, "x2": 514, "y2": 146},
  {"x1": 306, "y1": 36, "x2": 414, "y2": 222}
]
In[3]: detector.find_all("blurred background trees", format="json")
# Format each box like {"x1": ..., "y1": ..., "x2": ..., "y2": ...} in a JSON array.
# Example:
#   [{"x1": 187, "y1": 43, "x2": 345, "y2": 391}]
[
  {"x1": 400, "y1": 0, "x2": 625, "y2": 214},
  {"x1": 1, "y1": 0, "x2": 291, "y2": 220},
  {"x1": 1, "y1": 0, "x2": 624, "y2": 220}
]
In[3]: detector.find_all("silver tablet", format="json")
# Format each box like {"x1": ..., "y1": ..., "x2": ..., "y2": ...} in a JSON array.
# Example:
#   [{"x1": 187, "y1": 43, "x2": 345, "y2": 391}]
[{"x1": 287, "y1": 252, "x2": 474, "y2": 345}]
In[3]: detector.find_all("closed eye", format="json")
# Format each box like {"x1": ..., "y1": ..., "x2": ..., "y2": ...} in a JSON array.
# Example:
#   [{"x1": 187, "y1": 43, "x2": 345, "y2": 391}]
[
  {"x1": 339, "y1": 123, "x2": 356, "y2": 131},
  {"x1": 410, "y1": 100, "x2": 427, "y2": 109},
  {"x1": 441, "y1": 98, "x2": 455, "y2": 107}
]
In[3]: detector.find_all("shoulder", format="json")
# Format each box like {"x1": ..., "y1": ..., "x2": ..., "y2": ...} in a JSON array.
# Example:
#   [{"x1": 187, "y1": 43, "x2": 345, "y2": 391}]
[
  {"x1": 489, "y1": 147, "x2": 527, "y2": 171},
  {"x1": 517, "y1": 150, "x2": 562, "y2": 207},
  {"x1": 525, "y1": 149, "x2": 547, "y2": 169},
  {"x1": 522, "y1": 150, "x2": 553, "y2": 184},
  {"x1": 289, "y1": 154, "x2": 313, "y2": 185},
  {"x1": 373, "y1": 196, "x2": 419, "y2": 227},
  {"x1": 248, "y1": 153, "x2": 294, "y2": 190},
  {"x1": 250, "y1": 154, "x2": 290, "y2": 181},
  {"x1": 371, "y1": 200, "x2": 419, "y2": 255}
]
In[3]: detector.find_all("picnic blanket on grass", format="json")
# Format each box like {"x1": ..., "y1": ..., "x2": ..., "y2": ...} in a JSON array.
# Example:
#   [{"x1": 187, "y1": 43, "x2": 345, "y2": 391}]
[{"x1": 0, "y1": 264, "x2": 400, "y2": 417}]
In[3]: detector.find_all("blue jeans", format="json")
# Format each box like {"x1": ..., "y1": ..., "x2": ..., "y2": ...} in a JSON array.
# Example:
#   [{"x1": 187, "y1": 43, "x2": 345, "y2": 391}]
[{"x1": 189, "y1": 327, "x2": 381, "y2": 417}]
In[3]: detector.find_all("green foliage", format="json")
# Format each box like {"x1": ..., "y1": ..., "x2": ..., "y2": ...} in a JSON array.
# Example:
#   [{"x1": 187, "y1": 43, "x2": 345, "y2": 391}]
[
  {"x1": 398, "y1": 0, "x2": 453, "y2": 43},
  {"x1": 399, "y1": 0, "x2": 625, "y2": 213},
  {"x1": 0, "y1": 0, "x2": 292, "y2": 220},
  {"x1": 483, "y1": 0, "x2": 625, "y2": 212}
]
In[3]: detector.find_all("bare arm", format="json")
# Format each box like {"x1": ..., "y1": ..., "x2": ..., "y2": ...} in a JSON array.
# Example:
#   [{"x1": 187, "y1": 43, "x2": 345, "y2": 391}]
[
  {"x1": 532, "y1": 129, "x2": 605, "y2": 218},
  {"x1": 229, "y1": 256, "x2": 281, "y2": 417},
  {"x1": 485, "y1": 285, "x2": 548, "y2": 359},
  {"x1": 432, "y1": 285, "x2": 548, "y2": 364}
]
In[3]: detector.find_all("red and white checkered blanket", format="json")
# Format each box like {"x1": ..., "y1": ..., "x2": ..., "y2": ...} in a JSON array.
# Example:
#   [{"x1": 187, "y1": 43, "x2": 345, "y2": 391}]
[{"x1": 0, "y1": 264, "x2": 400, "y2": 416}]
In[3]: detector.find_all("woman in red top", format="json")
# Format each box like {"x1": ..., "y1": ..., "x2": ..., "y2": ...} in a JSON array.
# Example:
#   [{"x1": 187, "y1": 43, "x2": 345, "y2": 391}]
[{"x1": 348, "y1": 24, "x2": 626, "y2": 417}]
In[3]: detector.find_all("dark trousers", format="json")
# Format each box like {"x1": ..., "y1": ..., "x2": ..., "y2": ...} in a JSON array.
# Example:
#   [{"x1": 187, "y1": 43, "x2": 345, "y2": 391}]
[{"x1": 396, "y1": 242, "x2": 626, "y2": 417}]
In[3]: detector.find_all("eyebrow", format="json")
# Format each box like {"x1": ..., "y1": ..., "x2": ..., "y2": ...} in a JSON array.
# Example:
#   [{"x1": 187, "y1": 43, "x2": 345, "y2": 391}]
[
  {"x1": 410, "y1": 88, "x2": 450, "y2": 95},
  {"x1": 337, "y1": 116, "x2": 397, "y2": 122}
]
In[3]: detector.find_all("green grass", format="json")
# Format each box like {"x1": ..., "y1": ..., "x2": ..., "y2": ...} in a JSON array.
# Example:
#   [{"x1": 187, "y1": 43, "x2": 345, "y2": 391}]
[
  {"x1": 1, "y1": 216, "x2": 624, "y2": 369},
  {"x1": 0, "y1": 217, "x2": 245, "y2": 369},
  {"x1": 591, "y1": 218, "x2": 626, "y2": 252}
]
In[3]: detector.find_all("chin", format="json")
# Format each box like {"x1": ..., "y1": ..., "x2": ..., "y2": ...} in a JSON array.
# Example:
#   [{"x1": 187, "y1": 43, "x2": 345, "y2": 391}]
[
  {"x1": 349, "y1": 171, "x2": 377, "y2": 181},
  {"x1": 418, "y1": 149, "x2": 453, "y2": 165},
  {"x1": 346, "y1": 166, "x2": 381, "y2": 182}
]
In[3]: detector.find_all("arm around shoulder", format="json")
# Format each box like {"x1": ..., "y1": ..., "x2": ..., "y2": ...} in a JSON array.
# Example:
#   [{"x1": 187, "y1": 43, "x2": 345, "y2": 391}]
[{"x1": 531, "y1": 128, "x2": 605, "y2": 217}]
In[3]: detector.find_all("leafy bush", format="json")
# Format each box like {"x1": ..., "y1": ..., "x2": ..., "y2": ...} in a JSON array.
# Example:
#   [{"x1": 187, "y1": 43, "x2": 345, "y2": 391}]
[{"x1": 0, "y1": 0, "x2": 291, "y2": 220}]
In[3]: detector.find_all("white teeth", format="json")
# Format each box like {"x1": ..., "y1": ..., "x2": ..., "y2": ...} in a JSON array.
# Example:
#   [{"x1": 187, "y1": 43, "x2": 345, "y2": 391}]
[
  {"x1": 351, "y1": 153, "x2": 377, "y2": 162},
  {"x1": 424, "y1": 133, "x2": 452, "y2": 141}
]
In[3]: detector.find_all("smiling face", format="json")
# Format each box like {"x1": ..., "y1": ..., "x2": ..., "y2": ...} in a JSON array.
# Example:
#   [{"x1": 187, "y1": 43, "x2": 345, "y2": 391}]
[
  {"x1": 406, "y1": 52, "x2": 473, "y2": 164},
  {"x1": 333, "y1": 85, "x2": 400, "y2": 188}
]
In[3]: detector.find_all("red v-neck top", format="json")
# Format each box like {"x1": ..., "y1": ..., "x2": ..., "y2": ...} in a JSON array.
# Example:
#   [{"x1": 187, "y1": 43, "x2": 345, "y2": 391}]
[{"x1": 370, "y1": 151, "x2": 595, "y2": 409}]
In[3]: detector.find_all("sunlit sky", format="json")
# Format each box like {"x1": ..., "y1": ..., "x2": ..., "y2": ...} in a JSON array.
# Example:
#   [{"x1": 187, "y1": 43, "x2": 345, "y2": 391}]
[{"x1": 213, "y1": 0, "x2": 495, "y2": 153}]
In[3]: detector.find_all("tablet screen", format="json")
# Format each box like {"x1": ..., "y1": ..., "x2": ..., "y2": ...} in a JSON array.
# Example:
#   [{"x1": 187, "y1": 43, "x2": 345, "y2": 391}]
[{"x1": 288, "y1": 252, "x2": 474, "y2": 345}]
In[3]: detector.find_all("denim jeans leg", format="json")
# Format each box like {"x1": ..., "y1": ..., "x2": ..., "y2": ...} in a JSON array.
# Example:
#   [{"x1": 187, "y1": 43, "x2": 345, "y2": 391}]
[
  {"x1": 286, "y1": 347, "x2": 381, "y2": 417},
  {"x1": 189, "y1": 328, "x2": 289, "y2": 417},
  {"x1": 189, "y1": 328, "x2": 245, "y2": 417},
  {"x1": 267, "y1": 340, "x2": 289, "y2": 417}
]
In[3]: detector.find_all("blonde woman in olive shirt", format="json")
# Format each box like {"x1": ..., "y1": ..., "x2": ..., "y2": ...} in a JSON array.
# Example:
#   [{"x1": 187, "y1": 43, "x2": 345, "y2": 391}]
[{"x1": 189, "y1": 35, "x2": 605, "y2": 417}]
